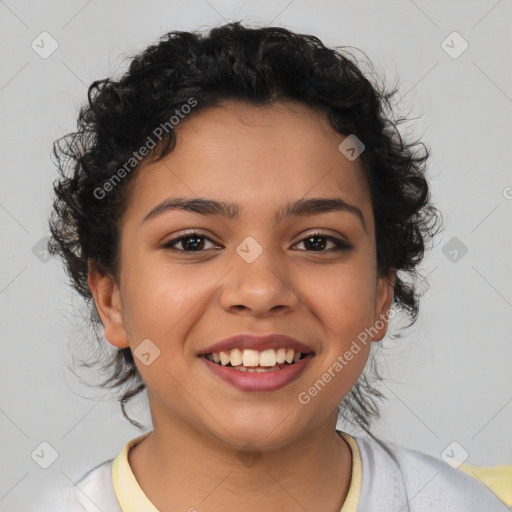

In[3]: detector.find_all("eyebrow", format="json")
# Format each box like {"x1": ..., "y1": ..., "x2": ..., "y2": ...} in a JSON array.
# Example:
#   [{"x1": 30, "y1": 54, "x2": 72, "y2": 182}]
[{"x1": 141, "y1": 196, "x2": 367, "y2": 232}]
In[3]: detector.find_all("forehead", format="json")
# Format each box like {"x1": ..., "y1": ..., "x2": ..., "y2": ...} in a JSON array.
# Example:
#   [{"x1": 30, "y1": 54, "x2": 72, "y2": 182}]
[{"x1": 126, "y1": 100, "x2": 373, "y2": 226}]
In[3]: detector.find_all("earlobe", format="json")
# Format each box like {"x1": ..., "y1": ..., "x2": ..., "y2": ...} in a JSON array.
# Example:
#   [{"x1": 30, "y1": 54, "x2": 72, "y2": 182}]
[
  {"x1": 87, "y1": 265, "x2": 129, "y2": 349},
  {"x1": 372, "y1": 268, "x2": 396, "y2": 342}
]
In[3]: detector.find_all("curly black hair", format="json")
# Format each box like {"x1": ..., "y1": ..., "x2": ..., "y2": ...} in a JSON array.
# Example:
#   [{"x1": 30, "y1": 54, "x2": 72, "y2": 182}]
[{"x1": 48, "y1": 21, "x2": 442, "y2": 435}]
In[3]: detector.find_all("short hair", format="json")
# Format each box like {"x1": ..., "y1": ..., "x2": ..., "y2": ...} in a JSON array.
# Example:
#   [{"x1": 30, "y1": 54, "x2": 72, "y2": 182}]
[{"x1": 48, "y1": 21, "x2": 442, "y2": 433}]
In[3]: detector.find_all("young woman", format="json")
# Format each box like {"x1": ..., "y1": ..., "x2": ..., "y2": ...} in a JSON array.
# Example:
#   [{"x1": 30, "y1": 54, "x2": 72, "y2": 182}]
[{"x1": 47, "y1": 21, "x2": 511, "y2": 512}]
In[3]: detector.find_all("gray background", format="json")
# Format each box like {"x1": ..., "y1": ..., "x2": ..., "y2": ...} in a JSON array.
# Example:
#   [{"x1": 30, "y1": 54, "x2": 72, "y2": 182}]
[{"x1": 0, "y1": 0, "x2": 511, "y2": 510}]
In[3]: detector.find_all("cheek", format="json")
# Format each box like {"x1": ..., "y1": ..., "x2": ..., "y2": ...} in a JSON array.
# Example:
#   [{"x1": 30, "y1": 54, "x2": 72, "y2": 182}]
[
  {"x1": 123, "y1": 267, "x2": 202, "y2": 336},
  {"x1": 309, "y1": 263, "x2": 377, "y2": 329},
  {"x1": 305, "y1": 262, "x2": 377, "y2": 394},
  {"x1": 119, "y1": 261, "x2": 208, "y2": 385},
  {"x1": 120, "y1": 246, "x2": 224, "y2": 346}
]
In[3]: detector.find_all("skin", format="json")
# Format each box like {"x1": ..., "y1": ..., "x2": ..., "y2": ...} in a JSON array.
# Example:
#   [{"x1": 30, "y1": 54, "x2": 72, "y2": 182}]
[{"x1": 89, "y1": 100, "x2": 395, "y2": 512}]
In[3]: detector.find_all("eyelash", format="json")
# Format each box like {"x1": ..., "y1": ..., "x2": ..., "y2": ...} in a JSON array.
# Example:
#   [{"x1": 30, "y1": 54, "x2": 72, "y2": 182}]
[{"x1": 161, "y1": 231, "x2": 352, "y2": 253}]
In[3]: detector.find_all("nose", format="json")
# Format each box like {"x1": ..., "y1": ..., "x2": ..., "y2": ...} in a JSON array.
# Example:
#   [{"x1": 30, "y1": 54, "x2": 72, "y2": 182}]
[{"x1": 218, "y1": 242, "x2": 301, "y2": 317}]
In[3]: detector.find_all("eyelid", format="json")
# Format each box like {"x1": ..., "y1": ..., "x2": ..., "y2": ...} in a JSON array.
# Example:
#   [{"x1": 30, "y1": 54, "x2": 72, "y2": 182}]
[
  {"x1": 161, "y1": 229, "x2": 220, "y2": 248},
  {"x1": 162, "y1": 229, "x2": 348, "y2": 244},
  {"x1": 162, "y1": 229, "x2": 353, "y2": 253},
  {"x1": 292, "y1": 231, "x2": 353, "y2": 251},
  {"x1": 296, "y1": 229, "x2": 350, "y2": 243}
]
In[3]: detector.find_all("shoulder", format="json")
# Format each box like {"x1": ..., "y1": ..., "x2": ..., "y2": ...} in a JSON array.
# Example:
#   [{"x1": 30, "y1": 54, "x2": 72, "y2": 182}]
[
  {"x1": 52, "y1": 431, "x2": 151, "y2": 512},
  {"x1": 351, "y1": 434, "x2": 510, "y2": 511},
  {"x1": 60, "y1": 459, "x2": 122, "y2": 512},
  {"x1": 459, "y1": 463, "x2": 512, "y2": 507}
]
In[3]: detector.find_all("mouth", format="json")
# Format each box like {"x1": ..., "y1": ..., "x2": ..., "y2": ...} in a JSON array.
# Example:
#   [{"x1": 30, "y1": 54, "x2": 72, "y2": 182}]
[
  {"x1": 199, "y1": 348, "x2": 315, "y2": 392},
  {"x1": 200, "y1": 348, "x2": 312, "y2": 372}
]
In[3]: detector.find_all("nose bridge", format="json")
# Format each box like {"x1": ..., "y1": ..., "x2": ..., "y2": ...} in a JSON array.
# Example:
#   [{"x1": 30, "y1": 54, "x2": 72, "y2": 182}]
[{"x1": 219, "y1": 233, "x2": 299, "y2": 314}]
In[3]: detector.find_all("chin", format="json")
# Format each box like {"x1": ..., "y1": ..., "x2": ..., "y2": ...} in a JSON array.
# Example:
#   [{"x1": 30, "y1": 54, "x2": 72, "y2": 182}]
[{"x1": 207, "y1": 415, "x2": 307, "y2": 451}]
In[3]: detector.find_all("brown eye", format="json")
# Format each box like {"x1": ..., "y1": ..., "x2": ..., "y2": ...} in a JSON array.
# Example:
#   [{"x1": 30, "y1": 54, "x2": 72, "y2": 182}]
[
  {"x1": 294, "y1": 232, "x2": 352, "y2": 252},
  {"x1": 162, "y1": 232, "x2": 220, "y2": 252}
]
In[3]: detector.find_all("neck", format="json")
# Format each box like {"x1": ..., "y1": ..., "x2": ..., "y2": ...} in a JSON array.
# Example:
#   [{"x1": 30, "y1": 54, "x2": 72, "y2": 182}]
[{"x1": 128, "y1": 410, "x2": 353, "y2": 512}]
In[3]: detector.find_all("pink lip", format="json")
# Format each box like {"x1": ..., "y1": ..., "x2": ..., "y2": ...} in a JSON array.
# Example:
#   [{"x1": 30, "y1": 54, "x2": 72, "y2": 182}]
[
  {"x1": 200, "y1": 353, "x2": 315, "y2": 392},
  {"x1": 197, "y1": 333, "x2": 314, "y2": 356}
]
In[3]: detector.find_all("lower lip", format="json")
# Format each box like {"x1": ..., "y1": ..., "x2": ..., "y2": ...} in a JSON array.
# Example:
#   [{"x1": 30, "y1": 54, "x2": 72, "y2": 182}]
[{"x1": 199, "y1": 354, "x2": 315, "y2": 392}]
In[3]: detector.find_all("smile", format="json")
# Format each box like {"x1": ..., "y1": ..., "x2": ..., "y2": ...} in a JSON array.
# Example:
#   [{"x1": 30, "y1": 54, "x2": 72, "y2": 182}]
[
  {"x1": 199, "y1": 350, "x2": 315, "y2": 392},
  {"x1": 205, "y1": 347, "x2": 309, "y2": 369}
]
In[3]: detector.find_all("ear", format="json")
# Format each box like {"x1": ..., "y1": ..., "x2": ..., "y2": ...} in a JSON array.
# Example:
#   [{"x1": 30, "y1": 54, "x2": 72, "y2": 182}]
[
  {"x1": 371, "y1": 267, "x2": 396, "y2": 342},
  {"x1": 87, "y1": 263, "x2": 129, "y2": 349}
]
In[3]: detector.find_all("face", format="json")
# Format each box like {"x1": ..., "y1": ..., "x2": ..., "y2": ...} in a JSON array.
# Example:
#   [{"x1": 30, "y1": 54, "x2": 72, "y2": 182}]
[{"x1": 89, "y1": 100, "x2": 395, "y2": 449}]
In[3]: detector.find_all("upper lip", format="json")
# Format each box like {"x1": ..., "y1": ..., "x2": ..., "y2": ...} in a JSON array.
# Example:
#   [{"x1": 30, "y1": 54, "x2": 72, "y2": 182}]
[{"x1": 197, "y1": 333, "x2": 315, "y2": 356}]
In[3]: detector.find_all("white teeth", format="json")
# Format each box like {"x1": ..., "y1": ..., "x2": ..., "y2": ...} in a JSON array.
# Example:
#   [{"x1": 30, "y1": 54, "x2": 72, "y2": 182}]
[
  {"x1": 229, "y1": 348, "x2": 243, "y2": 366},
  {"x1": 259, "y1": 349, "x2": 277, "y2": 367},
  {"x1": 219, "y1": 351, "x2": 230, "y2": 366},
  {"x1": 232, "y1": 366, "x2": 281, "y2": 373},
  {"x1": 276, "y1": 348, "x2": 286, "y2": 364},
  {"x1": 206, "y1": 347, "x2": 307, "y2": 368},
  {"x1": 242, "y1": 349, "x2": 260, "y2": 367}
]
